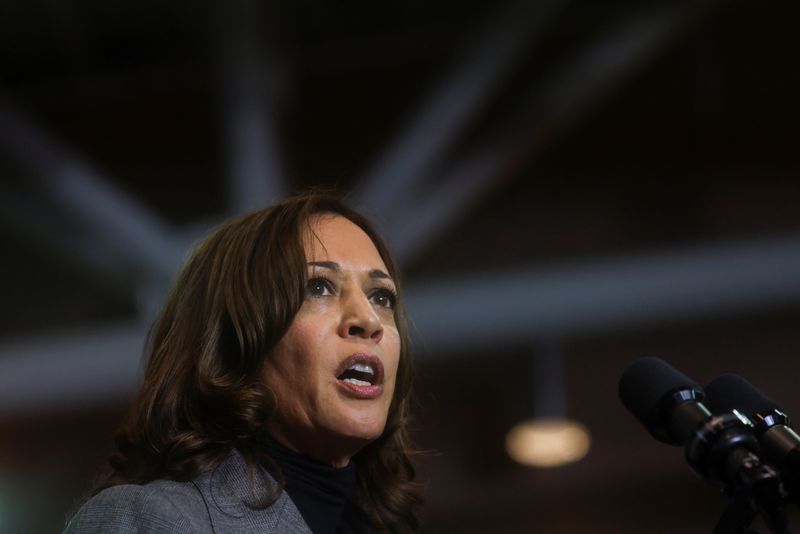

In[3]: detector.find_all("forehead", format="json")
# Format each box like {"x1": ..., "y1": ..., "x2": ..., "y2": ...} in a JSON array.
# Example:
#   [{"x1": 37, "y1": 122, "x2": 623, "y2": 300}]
[{"x1": 305, "y1": 213, "x2": 388, "y2": 271}]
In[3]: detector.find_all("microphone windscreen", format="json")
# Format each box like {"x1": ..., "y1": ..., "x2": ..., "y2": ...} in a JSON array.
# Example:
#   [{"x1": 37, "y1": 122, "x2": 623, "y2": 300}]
[
  {"x1": 705, "y1": 373, "x2": 785, "y2": 420},
  {"x1": 619, "y1": 356, "x2": 703, "y2": 441}
]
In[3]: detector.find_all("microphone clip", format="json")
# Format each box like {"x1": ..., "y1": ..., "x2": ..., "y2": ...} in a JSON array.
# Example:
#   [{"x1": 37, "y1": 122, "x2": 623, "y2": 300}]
[{"x1": 684, "y1": 412, "x2": 790, "y2": 534}]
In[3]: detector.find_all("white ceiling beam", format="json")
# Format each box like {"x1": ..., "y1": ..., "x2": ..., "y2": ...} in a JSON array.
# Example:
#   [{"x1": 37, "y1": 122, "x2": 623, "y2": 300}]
[
  {"x1": 384, "y1": 0, "x2": 725, "y2": 264},
  {"x1": 352, "y1": 0, "x2": 568, "y2": 217},
  {"x1": 2, "y1": 233, "x2": 800, "y2": 412},
  {"x1": 405, "y1": 234, "x2": 800, "y2": 355},
  {"x1": 0, "y1": 184, "x2": 129, "y2": 289},
  {"x1": 217, "y1": 0, "x2": 287, "y2": 213},
  {"x1": 0, "y1": 98, "x2": 184, "y2": 288},
  {"x1": 0, "y1": 321, "x2": 147, "y2": 415}
]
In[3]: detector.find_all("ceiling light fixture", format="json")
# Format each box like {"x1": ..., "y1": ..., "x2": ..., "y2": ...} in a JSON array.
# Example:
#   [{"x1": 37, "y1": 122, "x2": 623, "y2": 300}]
[
  {"x1": 505, "y1": 341, "x2": 591, "y2": 468},
  {"x1": 506, "y1": 417, "x2": 591, "y2": 467}
]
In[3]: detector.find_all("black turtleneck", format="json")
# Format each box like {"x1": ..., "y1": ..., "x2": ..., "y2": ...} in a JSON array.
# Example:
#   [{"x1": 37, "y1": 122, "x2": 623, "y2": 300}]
[{"x1": 260, "y1": 434, "x2": 371, "y2": 534}]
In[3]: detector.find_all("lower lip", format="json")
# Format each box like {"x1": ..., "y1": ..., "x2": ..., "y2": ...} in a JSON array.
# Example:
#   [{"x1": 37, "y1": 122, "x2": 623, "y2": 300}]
[{"x1": 337, "y1": 380, "x2": 384, "y2": 399}]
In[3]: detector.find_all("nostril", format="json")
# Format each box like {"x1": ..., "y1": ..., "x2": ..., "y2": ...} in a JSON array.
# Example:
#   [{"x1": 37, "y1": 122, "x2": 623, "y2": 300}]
[{"x1": 348, "y1": 325, "x2": 365, "y2": 336}]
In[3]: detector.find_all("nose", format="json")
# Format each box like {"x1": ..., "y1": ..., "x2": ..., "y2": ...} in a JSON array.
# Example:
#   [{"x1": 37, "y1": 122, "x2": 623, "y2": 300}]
[{"x1": 338, "y1": 290, "x2": 384, "y2": 343}]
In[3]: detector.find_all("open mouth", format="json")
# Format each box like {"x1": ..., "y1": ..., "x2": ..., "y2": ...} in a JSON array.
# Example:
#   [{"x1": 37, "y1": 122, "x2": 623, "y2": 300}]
[
  {"x1": 335, "y1": 354, "x2": 384, "y2": 396},
  {"x1": 338, "y1": 362, "x2": 377, "y2": 386}
]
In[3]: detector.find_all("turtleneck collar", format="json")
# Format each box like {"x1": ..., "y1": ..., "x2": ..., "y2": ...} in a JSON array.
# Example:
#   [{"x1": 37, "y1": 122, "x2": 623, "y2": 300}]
[{"x1": 260, "y1": 433, "x2": 367, "y2": 534}]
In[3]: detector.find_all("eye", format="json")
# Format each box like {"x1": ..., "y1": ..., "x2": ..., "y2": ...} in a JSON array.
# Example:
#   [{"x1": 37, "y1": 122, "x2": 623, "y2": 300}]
[
  {"x1": 306, "y1": 277, "x2": 334, "y2": 297},
  {"x1": 370, "y1": 288, "x2": 397, "y2": 309}
]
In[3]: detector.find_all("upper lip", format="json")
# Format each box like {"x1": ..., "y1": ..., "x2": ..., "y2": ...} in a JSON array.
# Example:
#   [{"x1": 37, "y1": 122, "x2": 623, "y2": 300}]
[{"x1": 335, "y1": 353, "x2": 384, "y2": 385}]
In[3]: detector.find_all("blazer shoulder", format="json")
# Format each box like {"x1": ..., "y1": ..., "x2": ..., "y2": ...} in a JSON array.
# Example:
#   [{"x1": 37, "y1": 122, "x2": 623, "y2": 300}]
[
  {"x1": 63, "y1": 450, "x2": 312, "y2": 534},
  {"x1": 195, "y1": 449, "x2": 312, "y2": 534},
  {"x1": 63, "y1": 481, "x2": 208, "y2": 534}
]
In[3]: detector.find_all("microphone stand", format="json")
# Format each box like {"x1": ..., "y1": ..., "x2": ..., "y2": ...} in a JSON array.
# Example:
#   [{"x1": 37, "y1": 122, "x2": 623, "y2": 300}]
[
  {"x1": 683, "y1": 422, "x2": 792, "y2": 534},
  {"x1": 713, "y1": 478, "x2": 790, "y2": 534}
]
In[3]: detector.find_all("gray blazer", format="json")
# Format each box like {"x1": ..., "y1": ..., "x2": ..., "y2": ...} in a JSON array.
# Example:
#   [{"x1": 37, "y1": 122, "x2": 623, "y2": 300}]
[{"x1": 64, "y1": 449, "x2": 313, "y2": 533}]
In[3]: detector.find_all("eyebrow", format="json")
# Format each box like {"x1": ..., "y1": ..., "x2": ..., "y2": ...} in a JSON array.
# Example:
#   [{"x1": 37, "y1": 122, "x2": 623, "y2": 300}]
[{"x1": 307, "y1": 261, "x2": 393, "y2": 281}]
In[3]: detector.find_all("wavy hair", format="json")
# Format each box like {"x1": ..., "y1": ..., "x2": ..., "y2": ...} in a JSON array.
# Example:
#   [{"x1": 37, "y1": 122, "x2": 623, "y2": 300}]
[{"x1": 95, "y1": 190, "x2": 421, "y2": 531}]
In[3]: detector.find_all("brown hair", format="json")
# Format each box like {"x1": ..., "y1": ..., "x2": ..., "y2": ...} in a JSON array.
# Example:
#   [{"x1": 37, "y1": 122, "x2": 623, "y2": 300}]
[{"x1": 96, "y1": 190, "x2": 421, "y2": 531}]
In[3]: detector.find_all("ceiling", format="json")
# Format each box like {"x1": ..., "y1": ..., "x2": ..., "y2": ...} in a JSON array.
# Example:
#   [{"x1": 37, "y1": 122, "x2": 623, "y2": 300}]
[{"x1": 1, "y1": 0, "x2": 800, "y2": 532}]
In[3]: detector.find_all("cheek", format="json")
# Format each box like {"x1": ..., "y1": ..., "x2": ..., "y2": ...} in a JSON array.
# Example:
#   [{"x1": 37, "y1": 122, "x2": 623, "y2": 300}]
[
  {"x1": 383, "y1": 327, "x2": 402, "y2": 386},
  {"x1": 268, "y1": 318, "x2": 327, "y2": 387}
]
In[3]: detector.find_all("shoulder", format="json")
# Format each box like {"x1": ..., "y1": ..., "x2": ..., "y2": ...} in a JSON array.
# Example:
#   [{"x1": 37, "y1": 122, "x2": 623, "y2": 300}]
[
  {"x1": 64, "y1": 450, "x2": 312, "y2": 534},
  {"x1": 63, "y1": 481, "x2": 202, "y2": 533},
  {"x1": 194, "y1": 449, "x2": 311, "y2": 533}
]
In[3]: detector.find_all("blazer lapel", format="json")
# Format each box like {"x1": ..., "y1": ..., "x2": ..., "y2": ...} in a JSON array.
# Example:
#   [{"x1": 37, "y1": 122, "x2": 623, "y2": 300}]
[{"x1": 198, "y1": 449, "x2": 313, "y2": 534}]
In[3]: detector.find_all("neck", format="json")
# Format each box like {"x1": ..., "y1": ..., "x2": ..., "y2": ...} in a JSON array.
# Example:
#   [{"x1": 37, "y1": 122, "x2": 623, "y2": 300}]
[{"x1": 265, "y1": 424, "x2": 363, "y2": 468}]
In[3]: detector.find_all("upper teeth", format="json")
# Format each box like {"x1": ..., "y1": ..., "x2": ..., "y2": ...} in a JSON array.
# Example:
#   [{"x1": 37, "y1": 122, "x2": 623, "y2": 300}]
[{"x1": 349, "y1": 363, "x2": 374, "y2": 375}]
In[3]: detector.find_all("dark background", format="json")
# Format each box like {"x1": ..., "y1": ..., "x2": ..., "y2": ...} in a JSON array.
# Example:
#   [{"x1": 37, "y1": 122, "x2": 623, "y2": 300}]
[{"x1": 1, "y1": 0, "x2": 800, "y2": 532}]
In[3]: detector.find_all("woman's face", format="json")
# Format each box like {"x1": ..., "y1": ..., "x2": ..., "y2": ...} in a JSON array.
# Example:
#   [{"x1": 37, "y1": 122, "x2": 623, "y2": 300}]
[{"x1": 262, "y1": 214, "x2": 401, "y2": 466}]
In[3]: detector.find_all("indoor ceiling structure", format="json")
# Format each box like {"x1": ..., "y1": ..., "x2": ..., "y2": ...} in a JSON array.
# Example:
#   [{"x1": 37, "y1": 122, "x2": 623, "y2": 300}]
[{"x1": 1, "y1": 0, "x2": 800, "y2": 532}]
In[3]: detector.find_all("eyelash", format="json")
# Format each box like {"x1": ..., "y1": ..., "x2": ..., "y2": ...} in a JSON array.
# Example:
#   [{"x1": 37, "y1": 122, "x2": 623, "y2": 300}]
[
  {"x1": 306, "y1": 276, "x2": 334, "y2": 297},
  {"x1": 305, "y1": 277, "x2": 397, "y2": 310},
  {"x1": 370, "y1": 288, "x2": 397, "y2": 310}
]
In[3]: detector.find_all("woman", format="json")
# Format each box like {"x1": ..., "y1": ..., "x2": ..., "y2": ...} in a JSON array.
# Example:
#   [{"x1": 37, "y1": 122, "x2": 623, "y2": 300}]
[{"x1": 65, "y1": 191, "x2": 422, "y2": 533}]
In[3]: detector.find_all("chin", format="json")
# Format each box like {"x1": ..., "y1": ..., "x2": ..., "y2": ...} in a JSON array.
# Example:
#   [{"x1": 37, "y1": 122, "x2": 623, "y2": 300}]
[{"x1": 333, "y1": 412, "x2": 389, "y2": 444}]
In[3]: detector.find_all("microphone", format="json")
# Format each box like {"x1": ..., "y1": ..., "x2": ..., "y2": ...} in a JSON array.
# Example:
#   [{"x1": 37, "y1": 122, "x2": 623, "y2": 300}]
[
  {"x1": 619, "y1": 356, "x2": 710, "y2": 445},
  {"x1": 706, "y1": 373, "x2": 800, "y2": 498},
  {"x1": 619, "y1": 357, "x2": 775, "y2": 491}
]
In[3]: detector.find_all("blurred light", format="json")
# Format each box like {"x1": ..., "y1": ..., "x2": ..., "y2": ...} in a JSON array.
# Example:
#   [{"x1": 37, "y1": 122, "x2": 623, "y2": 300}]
[{"x1": 506, "y1": 417, "x2": 591, "y2": 467}]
